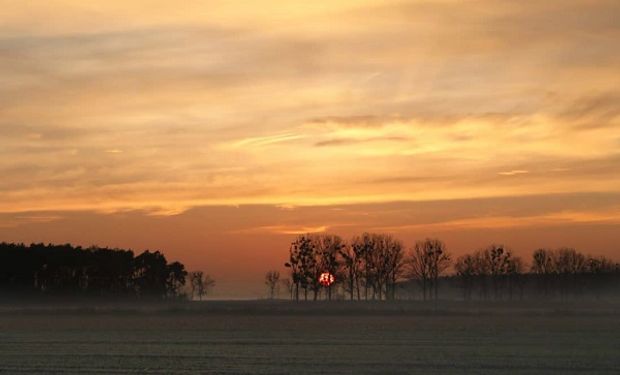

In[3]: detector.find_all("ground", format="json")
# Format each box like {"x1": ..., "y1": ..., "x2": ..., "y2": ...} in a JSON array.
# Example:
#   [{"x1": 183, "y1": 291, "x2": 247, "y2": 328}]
[{"x1": 0, "y1": 301, "x2": 618, "y2": 374}]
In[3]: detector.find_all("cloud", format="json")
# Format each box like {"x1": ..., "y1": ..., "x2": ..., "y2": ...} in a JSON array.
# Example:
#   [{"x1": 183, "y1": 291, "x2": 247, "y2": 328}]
[
  {"x1": 314, "y1": 136, "x2": 408, "y2": 147},
  {"x1": 557, "y1": 92, "x2": 620, "y2": 129},
  {"x1": 0, "y1": 0, "x2": 619, "y2": 216},
  {"x1": 373, "y1": 208, "x2": 620, "y2": 232},
  {"x1": 306, "y1": 116, "x2": 387, "y2": 128},
  {"x1": 0, "y1": 214, "x2": 63, "y2": 228},
  {"x1": 231, "y1": 133, "x2": 306, "y2": 148},
  {"x1": 498, "y1": 170, "x2": 529, "y2": 176},
  {"x1": 231, "y1": 224, "x2": 328, "y2": 235}
]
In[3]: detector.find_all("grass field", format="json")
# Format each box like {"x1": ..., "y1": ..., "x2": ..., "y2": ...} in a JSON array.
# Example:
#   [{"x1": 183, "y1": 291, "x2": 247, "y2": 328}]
[{"x1": 0, "y1": 301, "x2": 618, "y2": 374}]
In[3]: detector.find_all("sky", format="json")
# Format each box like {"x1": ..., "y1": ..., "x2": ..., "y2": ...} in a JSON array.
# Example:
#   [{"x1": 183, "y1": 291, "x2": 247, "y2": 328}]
[{"x1": 1, "y1": 1, "x2": 619, "y2": 297}]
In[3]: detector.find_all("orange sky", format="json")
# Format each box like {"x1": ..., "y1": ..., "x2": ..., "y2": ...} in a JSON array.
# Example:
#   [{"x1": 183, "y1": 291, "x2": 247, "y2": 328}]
[{"x1": 1, "y1": 1, "x2": 619, "y2": 297}]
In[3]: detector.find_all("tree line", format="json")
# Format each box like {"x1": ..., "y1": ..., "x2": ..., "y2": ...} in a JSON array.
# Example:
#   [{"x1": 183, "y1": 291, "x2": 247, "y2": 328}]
[
  {"x1": 0, "y1": 242, "x2": 214, "y2": 300},
  {"x1": 280, "y1": 233, "x2": 620, "y2": 301}
]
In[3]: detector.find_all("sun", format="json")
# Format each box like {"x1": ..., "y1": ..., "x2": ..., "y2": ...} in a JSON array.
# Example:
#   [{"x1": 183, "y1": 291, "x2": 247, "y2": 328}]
[{"x1": 318, "y1": 272, "x2": 335, "y2": 287}]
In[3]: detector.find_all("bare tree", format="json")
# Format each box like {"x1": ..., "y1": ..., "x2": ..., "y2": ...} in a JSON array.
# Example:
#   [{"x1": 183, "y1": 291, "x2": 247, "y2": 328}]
[
  {"x1": 369, "y1": 234, "x2": 405, "y2": 300},
  {"x1": 341, "y1": 233, "x2": 405, "y2": 301},
  {"x1": 280, "y1": 278, "x2": 293, "y2": 300},
  {"x1": 384, "y1": 236, "x2": 406, "y2": 300},
  {"x1": 483, "y1": 245, "x2": 513, "y2": 299},
  {"x1": 285, "y1": 235, "x2": 315, "y2": 301},
  {"x1": 189, "y1": 271, "x2": 203, "y2": 300},
  {"x1": 553, "y1": 247, "x2": 587, "y2": 298},
  {"x1": 407, "y1": 239, "x2": 451, "y2": 301},
  {"x1": 455, "y1": 254, "x2": 477, "y2": 300},
  {"x1": 350, "y1": 233, "x2": 376, "y2": 300},
  {"x1": 531, "y1": 248, "x2": 554, "y2": 297},
  {"x1": 506, "y1": 256, "x2": 525, "y2": 300},
  {"x1": 202, "y1": 274, "x2": 216, "y2": 298},
  {"x1": 189, "y1": 271, "x2": 215, "y2": 301},
  {"x1": 586, "y1": 255, "x2": 617, "y2": 299},
  {"x1": 313, "y1": 234, "x2": 344, "y2": 300},
  {"x1": 339, "y1": 242, "x2": 360, "y2": 301},
  {"x1": 265, "y1": 270, "x2": 280, "y2": 299}
]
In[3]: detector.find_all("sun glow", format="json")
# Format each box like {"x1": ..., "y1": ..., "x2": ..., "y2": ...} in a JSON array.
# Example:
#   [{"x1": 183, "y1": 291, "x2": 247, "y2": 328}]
[{"x1": 319, "y1": 272, "x2": 335, "y2": 287}]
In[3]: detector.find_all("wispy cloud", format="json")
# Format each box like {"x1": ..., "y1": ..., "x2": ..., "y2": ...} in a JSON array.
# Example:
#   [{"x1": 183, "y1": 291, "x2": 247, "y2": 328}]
[
  {"x1": 314, "y1": 136, "x2": 408, "y2": 147},
  {"x1": 374, "y1": 208, "x2": 620, "y2": 232},
  {"x1": 0, "y1": 0, "x2": 619, "y2": 215},
  {"x1": 498, "y1": 170, "x2": 529, "y2": 176},
  {"x1": 230, "y1": 224, "x2": 328, "y2": 235},
  {"x1": 231, "y1": 133, "x2": 306, "y2": 148}
]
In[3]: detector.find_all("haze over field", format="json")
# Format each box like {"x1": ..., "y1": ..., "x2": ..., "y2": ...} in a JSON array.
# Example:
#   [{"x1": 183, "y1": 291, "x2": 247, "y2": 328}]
[{"x1": 2, "y1": 1, "x2": 619, "y2": 297}]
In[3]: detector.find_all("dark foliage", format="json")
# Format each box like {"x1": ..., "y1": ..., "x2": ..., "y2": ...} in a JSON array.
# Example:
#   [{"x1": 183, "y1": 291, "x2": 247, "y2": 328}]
[{"x1": 0, "y1": 242, "x2": 187, "y2": 299}]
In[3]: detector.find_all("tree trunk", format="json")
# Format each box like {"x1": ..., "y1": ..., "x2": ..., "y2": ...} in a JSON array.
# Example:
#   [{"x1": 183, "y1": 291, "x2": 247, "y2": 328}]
[{"x1": 349, "y1": 274, "x2": 354, "y2": 301}]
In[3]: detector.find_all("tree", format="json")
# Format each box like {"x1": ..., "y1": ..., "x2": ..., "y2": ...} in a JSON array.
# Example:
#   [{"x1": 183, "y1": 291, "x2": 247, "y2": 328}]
[
  {"x1": 553, "y1": 247, "x2": 587, "y2": 298},
  {"x1": 265, "y1": 270, "x2": 280, "y2": 299},
  {"x1": 285, "y1": 234, "x2": 315, "y2": 301},
  {"x1": 189, "y1": 271, "x2": 204, "y2": 300},
  {"x1": 531, "y1": 248, "x2": 554, "y2": 297},
  {"x1": 382, "y1": 235, "x2": 405, "y2": 300},
  {"x1": 312, "y1": 234, "x2": 344, "y2": 300},
  {"x1": 339, "y1": 242, "x2": 361, "y2": 301},
  {"x1": 506, "y1": 256, "x2": 525, "y2": 300},
  {"x1": 455, "y1": 254, "x2": 477, "y2": 300},
  {"x1": 407, "y1": 239, "x2": 451, "y2": 301},
  {"x1": 349, "y1": 233, "x2": 376, "y2": 300},
  {"x1": 483, "y1": 245, "x2": 513, "y2": 299},
  {"x1": 586, "y1": 255, "x2": 618, "y2": 299},
  {"x1": 0, "y1": 242, "x2": 186, "y2": 300},
  {"x1": 132, "y1": 250, "x2": 169, "y2": 298},
  {"x1": 365, "y1": 234, "x2": 404, "y2": 300},
  {"x1": 166, "y1": 261, "x2": 187, "y2": 298},
  {"x1": 202, "y1": 274, "x2": 216, "y2": 298},
  {"x1": 280, "y1": 278, "x2": 293, "y2": 300}
]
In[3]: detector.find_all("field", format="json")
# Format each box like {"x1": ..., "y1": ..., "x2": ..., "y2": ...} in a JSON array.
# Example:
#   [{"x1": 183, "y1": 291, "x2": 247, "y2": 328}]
[{"x1": 0, "y1": 301, "x2": 619, "y2": 374}]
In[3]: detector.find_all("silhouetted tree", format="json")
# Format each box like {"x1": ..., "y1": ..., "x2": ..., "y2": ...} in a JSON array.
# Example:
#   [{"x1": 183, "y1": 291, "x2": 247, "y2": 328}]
[
  {"x1": 455, "y1": 254, "x2": 477, "y2": 300},
  {"x1": 285, "y1": 235, "x2": 315, "y2": 301},
  {"x1": 132, "y1": 251, "x2": 169, "y2": 298},
  {"x1": 531, "y1": 248, "x2": 555, "y2": 297},
  {"x1": 350, "y1": 233, "x2": 376, "y2": 300},
  {"x1": 312, "y1": 234, "x2": 344, "y2": 300},
  {"x1": 265, "y1": 270, "x2": 280, "y2": 299},
  {"x1": 586, "y1": 256, "x2": 618, "y2": 299},
  {"x1": 203, "y1": 274, "x2": 216, "y2": 297},
  {"x1": 190, "y1": 272, "x2": 216, "y2": 299},
  {"x1": 366, "y1": 234, "x2": 405, "y2": 300},
  {"x1": 483, "y1": 245, "x2": 513, "y2": 299},
  {"x1": 280, "y1": 278, "x2": 293, "y2": 300},
  {"x1": 407, "y1": 239, "x2": 451, "y2": 301},
  {"x1": 0, "y1": 242, "x2": 186, "y2": 300},
  {"x1": 189, "y1": 271, "x2": 204, "y2": 300},
  {"x1": 339, "y1": 241, "x2": 362, "y2": 301},
  {"x1": 166, "y1": 261, "x2": 187, "y2": 298},
  {"x1": 554, "y1": 248, "x2": 587, "y2": 298},
  {"x1": 506, "y1": 256, "x2": 525, "y2": 300},
  {"x1": 279, "y1": 238, "x2": 620, "y2": 302}
]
